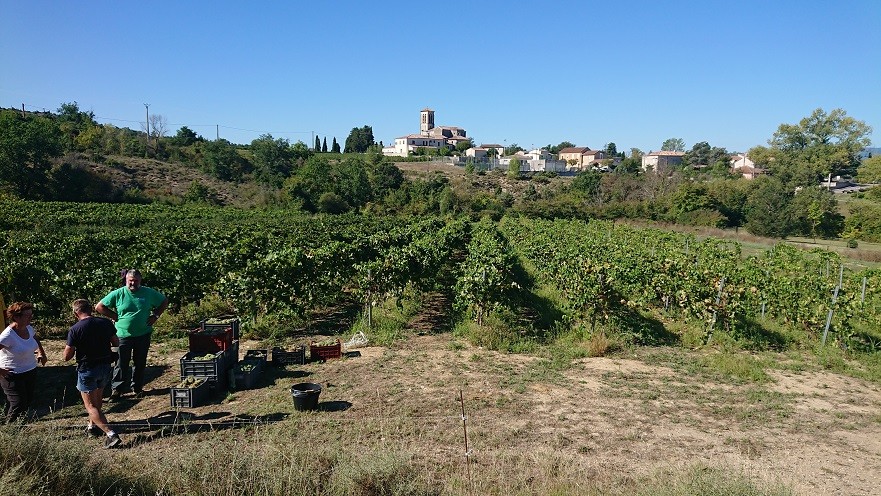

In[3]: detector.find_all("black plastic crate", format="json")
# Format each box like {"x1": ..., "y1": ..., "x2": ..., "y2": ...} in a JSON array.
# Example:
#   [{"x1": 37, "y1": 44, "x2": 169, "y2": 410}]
[
  {"x1": 272, "y1": 346, "x2": 305, "y2": 366},
  {"x1": 180, "y1": 350, "x2": 226, "y2": 377},
  {"x1": 170, "y1": 378, "x2": 210, "y2": 408},
  {"x1": 244, "y1": 349, "x2": 268, "y2": 366},
  {"x1": 200, "y1": 316, "x2": 240, "y2": 340},
  {"x1": 231, "y1": 360, "x2": 262, "y2": 390}
]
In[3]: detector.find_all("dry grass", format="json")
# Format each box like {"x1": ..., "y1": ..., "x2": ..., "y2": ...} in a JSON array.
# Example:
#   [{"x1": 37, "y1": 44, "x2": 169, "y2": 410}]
[{"x1": 12, "y1": 334, "x2": 881, "y2": 495}]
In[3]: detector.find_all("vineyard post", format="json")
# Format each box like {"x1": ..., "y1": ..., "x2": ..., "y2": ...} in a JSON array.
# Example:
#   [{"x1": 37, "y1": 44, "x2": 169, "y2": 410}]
[
  {"x1": 685, "y1": 238, "x2": 689, "y2": 257},
  {"x1": 761, "y1": 300, "x2": 766, "y2": 320},
  {"x1": 458, "y1": 389, "x2": 474, "y2": 495},
  {"x1": 838, "y1": 264, "x2": 844, "y2": 288},
  {"x1": 821, "y1": 285, "x2": 840, "y2": 346},
  {"x1": 707, "y1": 276, "x2": 726, "y2": 344},
  {"x1": 367, "y1": 269, "x2": 372, "y2": 329},
  {"x1": 861, "y1": 276, "x2": 867, "y2": 304}
]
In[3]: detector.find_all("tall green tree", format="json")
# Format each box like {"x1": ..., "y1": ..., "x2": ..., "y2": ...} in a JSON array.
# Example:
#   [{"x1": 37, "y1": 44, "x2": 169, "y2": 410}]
[
  {"x1": 172, "y1": 126, "x2": 200, "y2": 146},
  {"x1": 344, "y1": 125, "x2": 375, "y2": 153},
  {"x1": 751, "y1": 108, "x2": 872, "y2": 187},
  {"x1": 661, "y1": 138, "x2": 685, "y2": 152},
  {"x1": 314, "y1": 135, "x2": 321, "y2": 151},
  {"x1": 56, "y1": 101, "x2": 96, "y2": 152},
  {"x1": 201, "y1": 139, "x2": 248, "y2": 181},
  {"x1": 250, "y1": 134, "x2": 295, "y2": 187},
  {"x1": 322, "y1": 137, "x2": 328, "y2": 153},
  {"x1": 605, "y1": 142, "x2": 618, "y2": 156},
  {"x1": 331, "y1": 137, "x2": 341, "y2": 153},
  {"x1": 744, "y1": 176, "x2": 792, "y2": 237},
  {"x1": 0, "y1": 110, "x2": 63, "y2": 198}
]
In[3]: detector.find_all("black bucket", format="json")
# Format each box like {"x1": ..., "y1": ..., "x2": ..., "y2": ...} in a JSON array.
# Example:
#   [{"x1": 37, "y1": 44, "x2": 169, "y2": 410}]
[{"x1": 290, "y1": 382, "x2": 322, "y2": 411}]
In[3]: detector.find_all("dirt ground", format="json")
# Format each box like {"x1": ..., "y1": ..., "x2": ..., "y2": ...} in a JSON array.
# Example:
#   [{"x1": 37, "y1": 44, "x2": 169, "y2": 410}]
[{"x1": 33, "y1": 334, "x2": 881, "y2": 495}]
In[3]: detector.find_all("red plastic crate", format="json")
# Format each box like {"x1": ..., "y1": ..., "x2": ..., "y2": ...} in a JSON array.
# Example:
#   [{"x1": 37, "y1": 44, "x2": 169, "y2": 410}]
[
  {"x1": 309, "y1": 340, "x2": 342, "y2": 361},
  {"x1": 188, "y1": 327, "x2": 234, "y2": 354}
]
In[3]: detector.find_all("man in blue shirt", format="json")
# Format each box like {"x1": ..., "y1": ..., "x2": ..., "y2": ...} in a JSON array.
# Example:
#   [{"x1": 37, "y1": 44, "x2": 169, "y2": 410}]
[{"x1": 63, "y1": 299, "x2": 122, "y2": 448}]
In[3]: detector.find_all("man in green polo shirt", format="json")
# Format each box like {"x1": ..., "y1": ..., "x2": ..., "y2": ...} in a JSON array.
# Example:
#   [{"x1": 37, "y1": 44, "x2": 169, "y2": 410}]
[{"x1": 96, "y1": 269, "x2": 168, "y2": 399}]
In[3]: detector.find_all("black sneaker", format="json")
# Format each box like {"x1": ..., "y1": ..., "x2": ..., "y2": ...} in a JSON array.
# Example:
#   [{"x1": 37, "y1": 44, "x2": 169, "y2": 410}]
[
  {"x1": 104, "y1": 433, "x2": 122, "y2": 449},
  {"x1": 85, "y1": 425, "x2": 102, "y2": 438},
  {"x1": 108, "y1": 390, "x2": 122, "y2": 401}
]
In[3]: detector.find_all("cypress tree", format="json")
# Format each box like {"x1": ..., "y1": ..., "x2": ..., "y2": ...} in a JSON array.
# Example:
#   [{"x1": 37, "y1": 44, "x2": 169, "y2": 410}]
[{"x1": 322, "y1": 137, "x2": 328, "y2": 153}]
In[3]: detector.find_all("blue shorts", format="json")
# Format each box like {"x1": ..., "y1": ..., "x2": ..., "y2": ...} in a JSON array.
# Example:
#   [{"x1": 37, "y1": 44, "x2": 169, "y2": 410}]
[{"x1": 76, "y1": 363, "x2": 112, "y2": 393}]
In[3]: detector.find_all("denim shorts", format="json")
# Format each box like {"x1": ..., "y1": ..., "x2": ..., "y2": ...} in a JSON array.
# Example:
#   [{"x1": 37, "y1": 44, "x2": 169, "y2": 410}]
[{"x1": 77, "y1": 363, "x2": 112, "y2": 393}]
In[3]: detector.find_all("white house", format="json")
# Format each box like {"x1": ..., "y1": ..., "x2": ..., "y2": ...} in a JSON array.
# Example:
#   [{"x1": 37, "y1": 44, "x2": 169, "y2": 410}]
[
  {"x1": 729, "y1": 153, "x2": 764, "y2": 179},
  {"x1": 385, "y1": 134, "x2": 447, "y2": 157},
  {"x1": 465, "y1": 147, "x2": 488, "y2": 159}
]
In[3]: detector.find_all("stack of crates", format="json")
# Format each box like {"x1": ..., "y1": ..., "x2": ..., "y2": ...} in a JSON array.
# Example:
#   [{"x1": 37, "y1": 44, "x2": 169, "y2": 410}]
[{"x1": 180, "y1": 316, "x2": 240, "y2": 394}]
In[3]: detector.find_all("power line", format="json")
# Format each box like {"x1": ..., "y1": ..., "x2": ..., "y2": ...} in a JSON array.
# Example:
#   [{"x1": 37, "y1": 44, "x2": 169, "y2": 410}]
[{"x1": 13, "y1": 102, "x2": 327, "y2": 142}]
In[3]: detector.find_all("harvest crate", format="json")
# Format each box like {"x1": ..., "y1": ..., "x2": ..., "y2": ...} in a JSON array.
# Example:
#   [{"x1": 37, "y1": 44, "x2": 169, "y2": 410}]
[
  {"x1": 180, "y1": 351, "x2": 228, "y2": 391},
  {"x1": 200, "y1": 316, "x2": 240, "y2": 340},
  {"x1": 244, "y1": 349, "x2": 268, "y2": 366},
  {"x1": 170, "y1": 378, "x2": 209, "y2": 408},
  {"x1": 231, "y1": 360, "x2": 262, "y2": 390},
  {"x1": 309, "y1": 340, "x2": 342, "y2": 361},
  {"x1": 272, "y1": 346, "x2": 305, "y2": 366},
  {"x1": 188, "y1": 327, "x2": 234, "y2": 354}
]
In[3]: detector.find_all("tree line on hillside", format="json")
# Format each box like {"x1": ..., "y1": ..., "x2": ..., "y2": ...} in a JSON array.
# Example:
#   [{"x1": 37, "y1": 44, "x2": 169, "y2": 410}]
[{"x1": 1, "y1": 103, "x2": 879, "y2": 241}]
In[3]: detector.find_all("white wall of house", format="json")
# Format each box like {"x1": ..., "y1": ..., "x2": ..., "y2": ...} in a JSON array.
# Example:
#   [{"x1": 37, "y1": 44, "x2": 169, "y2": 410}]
[
  {"x1": 466, "y1": 147, "x2": 488, "y2": 158},
  {"x1": 730, "y1": 154, "x2": 755, "y2": 169},
  {"x1": 383, "y1": 135, "x2": 448, "y2": 156}
]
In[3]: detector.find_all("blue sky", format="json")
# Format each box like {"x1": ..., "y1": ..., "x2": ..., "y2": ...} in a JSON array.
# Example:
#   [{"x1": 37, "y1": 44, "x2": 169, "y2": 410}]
[{"x1": 2, "y1": 1, "x2": 879, "y2": 154}]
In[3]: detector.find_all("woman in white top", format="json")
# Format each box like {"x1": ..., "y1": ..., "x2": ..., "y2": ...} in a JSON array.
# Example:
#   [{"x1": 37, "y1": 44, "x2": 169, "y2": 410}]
[{"x1": 0, "y1": 302, "x2": 47, "y2": 421}]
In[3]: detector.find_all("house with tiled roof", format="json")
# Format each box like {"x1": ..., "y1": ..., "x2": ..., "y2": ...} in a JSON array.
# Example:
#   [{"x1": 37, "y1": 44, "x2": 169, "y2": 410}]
[
  {"x1": 641, "y1": 150, "x2": 685, "y2": 171},
  {"x1": 729, "y1": 153, "x2": 765, "y2": 179},
  {"x1": 558, "y1": 147, "x2": 606, "y2": 170}
]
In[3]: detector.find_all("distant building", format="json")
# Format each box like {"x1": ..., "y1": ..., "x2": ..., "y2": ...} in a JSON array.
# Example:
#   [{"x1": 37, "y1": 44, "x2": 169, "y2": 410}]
[
  {"x1": 729, "y1": 153, "x2": 765, "y2": 179},
  {"x1": 558, "y1": 147, "x2": 606, "y2": 171},
  {"x1": 383, "y1": 108, "x2": 468, "y2": 157},
  {"x1": 642, "y1": 150, "x2": 685, "y2": 171}
]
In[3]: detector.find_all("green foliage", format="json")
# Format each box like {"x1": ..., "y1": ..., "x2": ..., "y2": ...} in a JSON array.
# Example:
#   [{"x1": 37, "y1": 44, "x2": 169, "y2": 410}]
[
  {"x1": 250, "y1": 134, "x2": 312, "y2": 187},
  {"x1": 507, "y1": 158, "x2": 521, "y2": 179},
  {"x1": 571, "y1": 170, "x2": 601, "y2": 199},
  {"x1": 343, "y1": 125, "x2": 375, "y2": 153},
  {"x1": 661, "y1": 137, "x2": 686, "y2": 152},
  {"x1": 0, "y1": 110, "x2": 63, "y2": 198},
  {"x1": 744, "y1": 176, "x2": 792, "y2": 237},
  {"x1": 284, "y1": 156, "x2": 371, "y2": 213},
  {"x1": 200, "y1": 138, "x2": 250, "y2": 181},
  {"x1": 171, "y1": 126, "x2": 201, "y2": 147},
  {"x1": 183, "y1": 181, "x2": 221, "y2": 205},
  {"x1": 683, "y1": 141, "x2": 730, "y2": 168},
  {"x1": 788, "y1": 187, "x2": 843, "y2": 238},
  {"x1": 857, "y1": 155, "x2": 881, "y2": 183},
  {"x1": 760, "y1": 108, "x2": 872, "y2": 186}
]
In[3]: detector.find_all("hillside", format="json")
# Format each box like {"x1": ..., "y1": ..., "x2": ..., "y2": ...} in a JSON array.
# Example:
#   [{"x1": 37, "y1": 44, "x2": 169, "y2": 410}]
[{"x1": 79, "y1": 154, "x2": 262, "y2": 205}]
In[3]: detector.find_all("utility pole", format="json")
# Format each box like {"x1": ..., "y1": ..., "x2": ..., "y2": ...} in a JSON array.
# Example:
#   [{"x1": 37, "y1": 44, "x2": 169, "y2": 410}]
[{"x1": 144, "y1": 103, "x2": 151, "y2": 153}]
